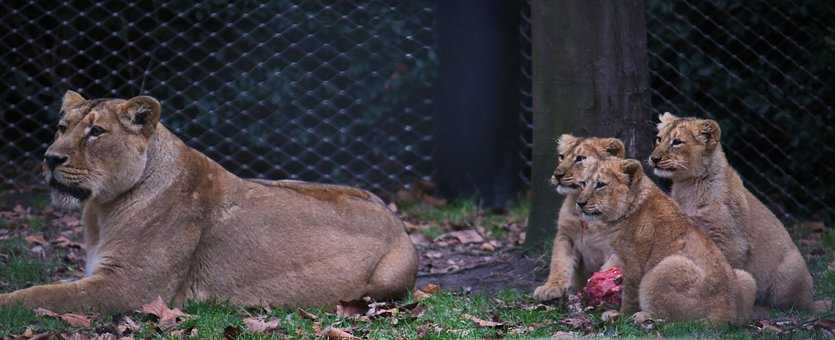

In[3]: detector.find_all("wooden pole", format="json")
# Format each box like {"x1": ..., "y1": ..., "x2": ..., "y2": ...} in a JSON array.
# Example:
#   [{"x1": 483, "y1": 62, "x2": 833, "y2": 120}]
[{"x1": 525, "y1": 0, "x2": 653, "y2": 251}]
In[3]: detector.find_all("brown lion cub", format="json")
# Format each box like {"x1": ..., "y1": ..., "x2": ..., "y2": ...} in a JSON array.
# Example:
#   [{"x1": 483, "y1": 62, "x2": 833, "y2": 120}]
[
  {"x1": 0, "y1": 91, "x2": 417, "y2": 313},
  {"x1": 576, "y1": 158, "x2": 756, "y2": 324},
  {"x1": 533, "y1": 135, "x2": 624, "y2": 301},
  {"x1": 650, "y1": 113, "x2": 825, "y2": 311}
]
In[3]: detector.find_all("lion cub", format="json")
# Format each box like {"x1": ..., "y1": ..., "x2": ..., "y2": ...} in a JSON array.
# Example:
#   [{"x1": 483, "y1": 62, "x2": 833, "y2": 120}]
[
  {"x1": 650, "y1": 113, "x2": 824, "y2": 311},
  {"x1": 533, "y1": 135, "x2": 624, "y2": 301},
  {"x1": 576, "y1": 158, "x2": 756, "y2": 324}
]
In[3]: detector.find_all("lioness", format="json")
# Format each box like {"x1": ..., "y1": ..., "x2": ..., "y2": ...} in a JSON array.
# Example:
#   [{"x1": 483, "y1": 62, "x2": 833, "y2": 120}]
[
  {"x1": 649, "y1": 112, "x2": 823, "y2": 311},
  {"x1": 576, "y1": 158, "x2": 756, "y2": 324},
  {"x1": 532, "y1": 135, "x2": 623, "y2": 301},
  {"x1": 0, "y1": 91, "x2": 418, "y2": 312}
]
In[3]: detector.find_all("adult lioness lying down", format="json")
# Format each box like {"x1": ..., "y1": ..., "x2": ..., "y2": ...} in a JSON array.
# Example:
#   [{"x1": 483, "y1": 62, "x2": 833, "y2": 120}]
[{"x1": 0, "y1": 91, "x2": 418, "y2": 313}]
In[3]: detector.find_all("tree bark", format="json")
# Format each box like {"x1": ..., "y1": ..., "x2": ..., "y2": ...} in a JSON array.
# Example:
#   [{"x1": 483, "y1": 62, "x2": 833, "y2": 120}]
[{"x1": 525, "y1": 0, "x2": 654, "y2": 251}]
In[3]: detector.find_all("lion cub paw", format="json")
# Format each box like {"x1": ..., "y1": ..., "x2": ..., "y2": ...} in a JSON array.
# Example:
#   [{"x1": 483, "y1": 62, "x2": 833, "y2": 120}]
[{"x1": 533, "y1": 283, "x2": 570, "y2": 301}]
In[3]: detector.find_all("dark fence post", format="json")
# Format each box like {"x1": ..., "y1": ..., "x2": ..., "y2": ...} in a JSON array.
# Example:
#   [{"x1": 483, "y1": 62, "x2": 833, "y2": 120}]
[
  {"x1": 525, "y1": 0, "x2": 653, "y2": 251},
  {"x1": 433, "y1": 0, "x2": 524, "y2": 209}
]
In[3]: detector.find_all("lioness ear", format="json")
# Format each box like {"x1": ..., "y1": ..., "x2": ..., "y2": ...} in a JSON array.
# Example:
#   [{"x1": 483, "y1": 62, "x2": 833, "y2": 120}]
[
  {"x1": 603, "y1": 138, "x2": 625, "y2": 158},
  {"x1": 657, "y1": 112, "x2": 679, "y2": 130},
  {"x1": 119, "y1": 96, "x2": 161, "y2": 136},
  {"x1": 61, "y1": 90, "x2": 86, "y2": 111},
  {"x1": 699, "y1": 119, "x2": 721, "y2": 148},
  {"x1": 621, "y1": 159, "x2": 643, "y2": 184}
]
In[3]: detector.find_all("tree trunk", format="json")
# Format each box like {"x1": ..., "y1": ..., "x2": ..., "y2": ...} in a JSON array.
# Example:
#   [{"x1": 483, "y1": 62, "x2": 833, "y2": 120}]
[{"x1": 525, "y1": 0, "x2": 653, "y2": 251}]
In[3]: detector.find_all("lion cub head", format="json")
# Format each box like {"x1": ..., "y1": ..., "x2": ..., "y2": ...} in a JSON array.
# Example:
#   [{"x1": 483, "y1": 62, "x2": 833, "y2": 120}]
[
  {"x1": 551, "y1": 135, "x2": 625, "y2": 195},
  {"x1": 575, "y1": 158, "x2": 644, "y2": 222},
  {"x1": 44, "y1": 91, "x2": 162, "y2": 207},
  {"x1": 648, "y1": 112, "x2": 721, "y2": 181}
]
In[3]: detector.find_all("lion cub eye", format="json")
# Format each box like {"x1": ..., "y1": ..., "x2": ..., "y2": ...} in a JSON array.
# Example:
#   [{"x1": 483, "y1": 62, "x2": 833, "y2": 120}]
[
  {"x1": 574, "y1": 155, "x2": 586, "y2": 163},
  {"x1": 88, "y1": 125, "x2": 106, "y2": 137},
  {"x1": 595, "y1": 182, "x2": 607, "y2": 190},
  {"x1": 655, "y1": 136, "x2": 661, "y2": 144},
  {"x1": 671, "y1": 139, "x2": 684, "y2": 146},
  {"x1": 578, "y1": 181, "x2": 587, "y2": 187},
  {"x1": 57, "y1": 124, "x2": 67, "y2": 134},
  {"x1": 558, "y1": 154, "x2": 564, "y2": 161}
]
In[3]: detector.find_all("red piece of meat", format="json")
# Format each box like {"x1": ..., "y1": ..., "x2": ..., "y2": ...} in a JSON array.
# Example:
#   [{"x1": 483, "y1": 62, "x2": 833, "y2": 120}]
[{"x1": 582, "y1": 267, "x2": 623, "y2": 308}]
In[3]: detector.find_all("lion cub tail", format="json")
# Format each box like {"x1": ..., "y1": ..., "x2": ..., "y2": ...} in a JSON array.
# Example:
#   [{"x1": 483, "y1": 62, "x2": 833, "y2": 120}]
[{"x1": 733, "y1": 269, "x2": 757, "y2": 324}]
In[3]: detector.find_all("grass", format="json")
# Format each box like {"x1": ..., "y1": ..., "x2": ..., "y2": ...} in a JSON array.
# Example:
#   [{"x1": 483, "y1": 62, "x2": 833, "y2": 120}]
[{"x1": 1, "y1": 194, "x2": 834, "y2": 338}]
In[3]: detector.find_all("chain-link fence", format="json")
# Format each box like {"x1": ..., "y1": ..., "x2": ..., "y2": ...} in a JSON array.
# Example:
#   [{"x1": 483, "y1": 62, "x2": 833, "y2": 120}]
[
  {"x1": 1, "y1": 0, "x2": 436, "y2": 195},
  {"x1": 515, "y1": 0, "x2": 833, "y2": 222},
  {"x1": 647, "y1": 0, "x2": 834, "y2": 223}
]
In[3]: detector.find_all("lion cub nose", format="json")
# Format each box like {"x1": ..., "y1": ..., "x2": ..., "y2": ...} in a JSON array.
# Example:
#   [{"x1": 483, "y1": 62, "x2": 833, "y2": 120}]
[
  {"x1": 44, "y1": 154, "x2": 68, "y2": 170},
  {"x1": 650, "y1": 156, "x2": 661, "y2": 165},
  {"x1": 576, "y1": 201, "x2": 588, "y2": 209}
]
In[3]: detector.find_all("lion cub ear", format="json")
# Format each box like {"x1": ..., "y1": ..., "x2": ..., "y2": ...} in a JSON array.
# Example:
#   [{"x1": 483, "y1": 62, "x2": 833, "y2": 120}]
[
  {"x1": 603, "y1": 138, "x2": 625, "y2": 158},
  {"x1": 621, "y1": 159, "x2": 643, "y2": 184},
  {"x1": 118, "y1": 96, "x2": 161, "y2": 137},
  {"x1": 61, "y1": 90, "x2": 86, "y2": 112},
  {"x1": 657, "y1": 112, "x2": 679, "y2": 130},
  {"x1": 699, "y1": 119, "x2": 721, "y2": 149}
]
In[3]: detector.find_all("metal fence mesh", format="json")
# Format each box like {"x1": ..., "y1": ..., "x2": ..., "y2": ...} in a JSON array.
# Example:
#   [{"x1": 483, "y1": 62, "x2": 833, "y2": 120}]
[
  {"x1": 516, "y1": 0, "x2": 833, "y2": 222},
  {"x1": 647, "y1": 0, "x2": 835, "y2": 222},
  {"x1": 0, "y1": 0, "x2": 436, "y2": 195}
]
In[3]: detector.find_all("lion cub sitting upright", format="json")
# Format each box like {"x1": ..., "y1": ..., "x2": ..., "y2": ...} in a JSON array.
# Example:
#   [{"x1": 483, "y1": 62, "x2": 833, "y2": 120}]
[
  {"x1": 650, "y1": 113, "x2": 824, "y2": 311},
  {"x1": 533, "y1": 135, "x2": 624, "y2": 301},
  {"x1": 0, "y1": 91, "x2": 418, "y2": 313},
  {"x1": 576, "y1": 158, "x2": 756, "y2": 324}
]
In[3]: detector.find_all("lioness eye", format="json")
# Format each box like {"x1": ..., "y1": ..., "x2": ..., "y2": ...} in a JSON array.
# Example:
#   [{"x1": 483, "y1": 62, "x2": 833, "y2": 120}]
[
  {"x1": 89, "y1": 125, "x2": 106, "y2": 137},
  {"x1": 57, "y1": 125, "x2": 67, "y2": 133},
  {"x1": 655, "y1": 136, "x2": 661, "y2": 144},
  {"x1": 558, "y1": 154, "x2": 564, "y2": 161},
  {"x1": 672, "y1": 139, "x2": 684, "y2": 146},
  {"x1": 578, "y1": 181, "x2": 587, "y2": 187},
  {"x1": 595, "y1": 182, "x2": 607, "y2": 190},
  {"x1": 574, "y1": 155, "x2": 586, "y2": 163}
]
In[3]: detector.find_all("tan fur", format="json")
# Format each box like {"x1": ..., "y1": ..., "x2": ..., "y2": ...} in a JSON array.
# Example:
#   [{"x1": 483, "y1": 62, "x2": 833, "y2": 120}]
[
  {"x1": 649, "y1": 113, "x2": 820, "y2": 311},
  {"x1": 576, "y1": 159, "x2": 755, "y2": 325},
  {"x1": 532, "y1": 136, "x2": 624, "y2": 301},
  {"x1": 0, "y1": 92, "x2": 417, "y2": 313}
]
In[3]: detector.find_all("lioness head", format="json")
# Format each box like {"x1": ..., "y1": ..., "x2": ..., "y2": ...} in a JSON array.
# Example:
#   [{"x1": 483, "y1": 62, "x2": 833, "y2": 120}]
[
  {"x1": 575, "y1": 158, "x2": 644, "y2": 222},
  {"x1": 44, "y1": 91, "x2": 162, "y2": 207},
  {"x1": 551, "y1": 134, "x2": 625, "y2": 195},
  {"x1": 648, "y1": 112, "x2": 721, "y2": 180}
]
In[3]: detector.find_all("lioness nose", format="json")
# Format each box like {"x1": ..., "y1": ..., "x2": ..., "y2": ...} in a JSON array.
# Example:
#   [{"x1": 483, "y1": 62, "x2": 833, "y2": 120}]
[
  {"x1": 44, "y1": 154, "x2": 68, "y2": 170},
  {"x1": 650, "y1": 156, "x2": 661, "y2": 165}
]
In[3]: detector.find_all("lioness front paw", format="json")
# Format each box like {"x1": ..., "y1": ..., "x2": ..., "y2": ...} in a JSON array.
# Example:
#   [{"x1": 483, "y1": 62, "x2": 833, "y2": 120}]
[{"x1": 533, "y1": 283, "x2": 570, "y2": 301}]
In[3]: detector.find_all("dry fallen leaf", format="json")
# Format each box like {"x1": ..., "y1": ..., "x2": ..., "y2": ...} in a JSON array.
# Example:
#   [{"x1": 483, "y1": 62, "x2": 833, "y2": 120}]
[
  {"x1": 464, "y1": 314, "x2": 504, "y2": 328},
  {"x1": 480, "y1": 242, "x2": 496, "y2": 252},
  {"x1": 25, "y1": 234, "x2": 48, "y2": 247},
  {"x1": 413, "y1": 289, "x2": 431, "y2": 302},
  {"x1": 297, "y1": 308, "x2": 318, "y2": 320},
  {"x1": 560, "y1": 313, "x2": 592, "y2": 332},
  {"x1": 337, "y1": 300, "x2": 370, "y2": 317},
  {"x1": 445, "y1": 230, "x2": 484, "y2": 244},
  {"x1": 51, "y1": 236, "x2": 83, "y2": 249},
  {"x1": 323, "y1": 326, "x2": 359, "y2": 340},
  {"x1": 243, "y1": 317, "x2": 280, "y2": 333},
  {"x1": 419, "y1": 283, "x2": 441, "y2": 294},
  {"x1": 138, "y1": 296, "x2": 187, "y2": 330},
  {"x1": 33, "y1": 308, "x2": 92, "y2": 328}
]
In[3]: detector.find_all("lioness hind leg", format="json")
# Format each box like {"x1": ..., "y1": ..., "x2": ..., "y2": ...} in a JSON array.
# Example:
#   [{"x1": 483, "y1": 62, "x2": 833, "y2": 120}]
[
  {"x1": 639, "y1": 255, "x2": 713, "y2": 322},
  {"x1": 769, "y1": 251, "x2": 814, "y2": 310},
  {"x1": 365, "y1": 233, "x2": 418, "y2": 300}
]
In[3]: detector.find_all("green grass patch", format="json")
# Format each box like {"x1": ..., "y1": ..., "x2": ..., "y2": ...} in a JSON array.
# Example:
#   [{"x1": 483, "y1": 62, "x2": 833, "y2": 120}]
[
  {"x1": 0, "y1": 304, "x2": 68, "y2": 337},
  {"x1": 0, "y1": 238, "x2": 55, "y2": 292}
]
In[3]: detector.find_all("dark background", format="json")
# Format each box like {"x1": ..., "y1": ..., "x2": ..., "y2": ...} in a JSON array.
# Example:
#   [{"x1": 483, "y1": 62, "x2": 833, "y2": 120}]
[{"x1": 1, "y1": 0, "x2": 832, "y2": 223}]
